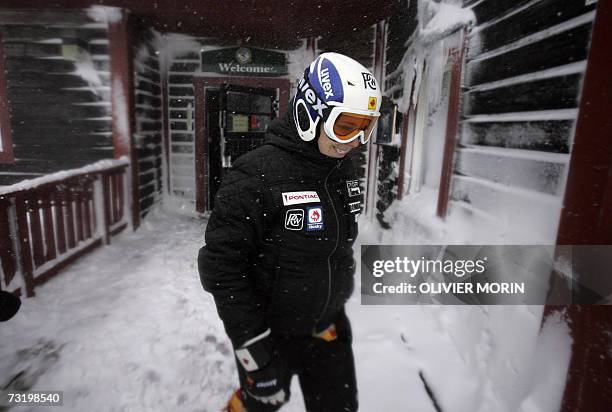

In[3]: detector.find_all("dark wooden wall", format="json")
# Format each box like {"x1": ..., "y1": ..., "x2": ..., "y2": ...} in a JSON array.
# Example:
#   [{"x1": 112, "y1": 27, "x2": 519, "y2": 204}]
[
  {"x1": 452, "y1": 0, "x2": 597, "y2": 229},
  {"x1": 0, "y1": 12, "x2": 113, "y2": 185},
  {"x1": 133, "y1": 27, "x2": 163, "y2": 218},
  {"x1": 377, "y1": 0, "x2": 417, "y2": 221},
  {"x1": 385, "y1": 0, "x2": 417, "y2": 101}
]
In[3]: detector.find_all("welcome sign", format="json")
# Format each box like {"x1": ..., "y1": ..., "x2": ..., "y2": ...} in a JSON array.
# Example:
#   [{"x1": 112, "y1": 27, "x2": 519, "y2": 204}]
[{"x1": 201, "y1": 47, "x2": 288, "y2": 77}]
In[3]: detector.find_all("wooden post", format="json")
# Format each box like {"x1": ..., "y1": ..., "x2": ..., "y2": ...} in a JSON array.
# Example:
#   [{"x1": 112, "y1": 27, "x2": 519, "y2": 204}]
[
  {"x1": 547, "y1": 2, "x2": 612, "y2": 411},
  {"x1": 82, "y1": 187, "x2": 92, "y2": 240},
  {"x1": 74, "y1": 188, "x2": 84, "y2": 242},
  {"x1": 14, "y1": 195, "x2": 34, "y2": 297},
  {"x1": 64, "y1": 190, "x2": 76, "y2": 249},
  {"x1": 116, "y1": 172, "x2": 124, "y2": 222},
  {"x1": 436, "y1": 29, "x2": 467, "y2": 218},
  {"x1": 396, "y1": 107, "x2": 413, "y2": 201},
  {"x1": 42, "y1": 194, "x2": 56, "y2": 261},
  {"x1": 365, "y1": 20, "x2": 387, "y2": 218},
  {"x1": 160, "y1": 39, "x2": 172, "y2": 197},
  {"x1": 194, "y1": 85, "x2": 206, "y2": 214},
  {"x1": 108, "y1": 8, "x2": 140, "y2": 229},
  {"x1": 55, "y1": 190, "x2": 67, "y2": 255},
  {"x1": 0, "y1": 30, "x2": 14, "y2": 165},
  {"x1": 29, "y1": 195, "x2": 44, "y2": 268},
  {"x1": 0, "y1": 197, "x2": 17, "y2": 287}
]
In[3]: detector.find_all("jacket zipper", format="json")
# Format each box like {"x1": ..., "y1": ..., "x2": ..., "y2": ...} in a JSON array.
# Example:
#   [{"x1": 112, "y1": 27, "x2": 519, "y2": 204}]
[{"x1": 315, "y1": 160, "x2": 342, "y2": 328}]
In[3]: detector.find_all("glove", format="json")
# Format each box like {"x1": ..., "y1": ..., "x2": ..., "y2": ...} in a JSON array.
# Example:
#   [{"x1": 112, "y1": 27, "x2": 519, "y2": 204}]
[
  {"x1": 235, "y1": 329, "x2": 288, "y2": 406},
  {"x1": 0, "y1": 291, "x2": 21, "y2": 322},
  {"x1": 313, "y1": 323, "x2": 338, "y2": 342}
]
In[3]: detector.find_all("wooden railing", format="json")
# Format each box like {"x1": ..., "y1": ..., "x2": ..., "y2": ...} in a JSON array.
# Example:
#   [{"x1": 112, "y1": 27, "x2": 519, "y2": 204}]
[{"x1": 0, "y1": 159, "x2": 130, "y2": 297}]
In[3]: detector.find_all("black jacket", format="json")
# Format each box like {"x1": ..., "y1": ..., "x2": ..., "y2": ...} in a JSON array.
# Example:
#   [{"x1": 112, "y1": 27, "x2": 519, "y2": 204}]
[{"x1": 198, "y1": 111, "x2": 362, "y2": 347}]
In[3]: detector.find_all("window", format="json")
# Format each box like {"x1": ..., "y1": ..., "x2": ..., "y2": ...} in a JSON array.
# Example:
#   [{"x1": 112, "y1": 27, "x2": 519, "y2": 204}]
[{"x1": 0, "y1": 30, "x2": 14, "y2": 165}]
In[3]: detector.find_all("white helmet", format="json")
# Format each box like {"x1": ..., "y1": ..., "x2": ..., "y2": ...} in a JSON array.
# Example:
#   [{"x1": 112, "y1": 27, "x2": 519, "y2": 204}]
[{"x1": 292, "y1": 52, "x2": 382, "y2": 144}]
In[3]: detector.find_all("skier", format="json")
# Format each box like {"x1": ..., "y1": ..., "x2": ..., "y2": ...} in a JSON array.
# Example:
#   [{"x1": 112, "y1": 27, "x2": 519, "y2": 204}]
[{"x1": 198, "y1": 52, "x2": 382, "y2": 411}]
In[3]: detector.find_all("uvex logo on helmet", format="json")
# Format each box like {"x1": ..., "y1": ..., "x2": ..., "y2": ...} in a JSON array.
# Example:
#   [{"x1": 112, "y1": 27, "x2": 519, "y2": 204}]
[
  {"x1": 319, "y1": 67, "x2": 334, "y2": 98},
  {"x1": 297, "y1": 77, "x2": 327, "y2": 119},
  {"x1": 314, "y1": 57, "x2": 344, "y2": 104}
]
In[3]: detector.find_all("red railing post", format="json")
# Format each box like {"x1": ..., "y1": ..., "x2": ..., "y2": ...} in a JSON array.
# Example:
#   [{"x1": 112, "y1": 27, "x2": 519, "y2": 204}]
[
  {"x1": 55, "y1": 189, "x2": 67, "y2": 255},
  {"x1": 102, "y1": 173, "x2": 112, "y2": 244},
  {"x1": 0, "y1": 196, "x2": 17, "y2": 288},
  {"x1": 14, "y1": 194, "x2": 35, "y2": 297},
  {"x1": 28, "y1": 194, "x2": 45, "y2": 268},
  {"x1": 116, "y1": 172, "x2": 124, "y2": 222},
  {"x1": 82, "y1": 180, "x2": 93, "y2": 239},
  {"x1": 437, "y1": 29, "x2": 467, "y2": 219},
  {"x1": 74, "y1": 184, "x2": 84, "y2": 243},
  {"x1": 111, "y1": 173, "x2": 119, "y2": 225},
  {"x1": 1, "y1": 161, "x2": 128, "y2": 296},
  {"x1": 42, "y1": 193, "x2": 56, "y2": 262},
  {"x1": 64, "y1": 189, "x2": 76, "y2": 249}
]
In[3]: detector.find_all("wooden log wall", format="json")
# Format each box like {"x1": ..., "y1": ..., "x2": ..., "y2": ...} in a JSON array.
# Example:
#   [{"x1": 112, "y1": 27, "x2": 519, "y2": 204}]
[
  {"x1": 133, "y1": 28, "x2": 163, "y2": 218},
  {"x1": 451, "y1": 0, "x2": 597, "y2": 240},
  {"x1": 0, "y1": 13, "x2": 113, "y2": 185}
]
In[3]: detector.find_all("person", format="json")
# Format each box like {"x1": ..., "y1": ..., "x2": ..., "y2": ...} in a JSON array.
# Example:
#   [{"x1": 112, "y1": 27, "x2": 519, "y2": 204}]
[{"x1": 198, "y1": 52, "x2": 382, "y2": 412}]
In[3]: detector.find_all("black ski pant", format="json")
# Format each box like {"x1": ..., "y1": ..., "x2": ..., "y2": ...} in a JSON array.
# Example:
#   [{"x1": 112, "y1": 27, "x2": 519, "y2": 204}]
[{"x1": 236, "y1": 310, "x2": 358, "y2": 412}]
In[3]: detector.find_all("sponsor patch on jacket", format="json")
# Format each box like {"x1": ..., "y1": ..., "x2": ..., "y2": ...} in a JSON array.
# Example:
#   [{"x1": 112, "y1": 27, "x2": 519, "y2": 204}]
[
  {"x1": 285, "y1": 209, "x2": 304, "y2": 230},
  {"x1": 282, "y1": 191, "x2": 321, "y2": 206},
  {"x1": 306, "y1": 206, "x2": 324, "y2": 231},
  {"x1": 348, "y1": 201, "x2": 361, "y2": 214},
  {"x1": 346, "y1": 180, "x2": 361, "y2": 197},
  {"x1": 235, "y1": 347, "x2": 261, "y2": 372}
]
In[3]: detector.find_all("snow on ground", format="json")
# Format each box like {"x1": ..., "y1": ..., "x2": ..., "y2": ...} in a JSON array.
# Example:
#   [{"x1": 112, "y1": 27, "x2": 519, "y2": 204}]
[
  {"x1": 0, "y1": 206, "x2": 569, "y2": 411},
  {"x1": 355, "y1": 190, "x2": 571, "y2": 412}
]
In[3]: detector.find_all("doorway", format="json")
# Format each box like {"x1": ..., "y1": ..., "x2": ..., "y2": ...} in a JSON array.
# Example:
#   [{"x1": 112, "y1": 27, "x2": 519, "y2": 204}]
[{"x1": 193, "y1": 76, "x2": 290, "y2": 213}]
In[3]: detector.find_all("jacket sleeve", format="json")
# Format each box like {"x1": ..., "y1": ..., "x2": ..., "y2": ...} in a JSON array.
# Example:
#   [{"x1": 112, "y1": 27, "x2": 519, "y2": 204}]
[{"x1": 198, "y1": 159, "x2": 268, "y2": 347}]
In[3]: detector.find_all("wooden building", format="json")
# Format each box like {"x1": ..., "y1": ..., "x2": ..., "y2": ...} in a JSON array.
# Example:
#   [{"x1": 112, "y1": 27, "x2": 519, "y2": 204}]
[
  {"x1": 0, "y1": 0, "x2": 389, "y2": 299},
  {"x1": 0, "y1": 1, "x2": 610, "y2": 410},
  {"x1": 379, "y1": 1, "x2": 612, "y2": 411}
]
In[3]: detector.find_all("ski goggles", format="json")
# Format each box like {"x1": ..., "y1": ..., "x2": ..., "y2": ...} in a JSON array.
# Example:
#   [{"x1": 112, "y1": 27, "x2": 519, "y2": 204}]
[{"x1": 323, "y1": 109, "x2": 379, "y2": 145}]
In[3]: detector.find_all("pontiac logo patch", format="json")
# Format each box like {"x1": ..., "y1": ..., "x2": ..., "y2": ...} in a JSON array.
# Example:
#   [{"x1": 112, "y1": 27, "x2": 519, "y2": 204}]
[{"x1": 282, "y1": 191, "x2": 320, "y2": 206}]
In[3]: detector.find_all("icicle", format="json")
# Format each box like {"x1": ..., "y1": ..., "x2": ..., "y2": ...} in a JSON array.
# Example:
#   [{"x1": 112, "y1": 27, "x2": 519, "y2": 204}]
[{"x1": 394, "y1": 0, "x2": 475, "y2": 112}]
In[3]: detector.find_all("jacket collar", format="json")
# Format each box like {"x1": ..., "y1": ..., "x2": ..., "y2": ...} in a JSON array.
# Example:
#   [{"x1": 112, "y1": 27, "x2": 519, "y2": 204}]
[{"x1": 264, "y1": 110, "x2": 342, "y2": 168}]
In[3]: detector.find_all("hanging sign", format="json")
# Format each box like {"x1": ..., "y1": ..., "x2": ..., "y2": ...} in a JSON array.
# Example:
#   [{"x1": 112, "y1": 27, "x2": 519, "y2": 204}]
[{"x1": 201, "y1": 47, "x2": 288, "y2": 77}]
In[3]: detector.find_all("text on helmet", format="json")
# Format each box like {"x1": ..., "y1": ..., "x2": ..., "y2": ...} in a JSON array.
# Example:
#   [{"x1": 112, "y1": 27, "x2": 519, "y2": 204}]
[
  {"x1": 319, "y1": 67, "x2": 334, "y2": 99},
  {"x1": 298, "y1": 77, "x2": 327, "y2": 119}
]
